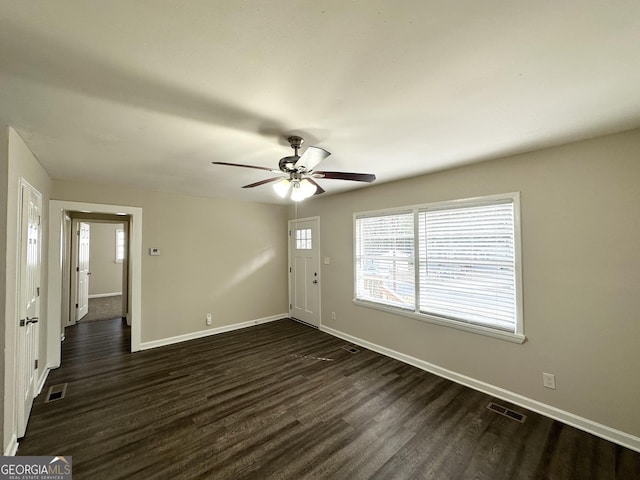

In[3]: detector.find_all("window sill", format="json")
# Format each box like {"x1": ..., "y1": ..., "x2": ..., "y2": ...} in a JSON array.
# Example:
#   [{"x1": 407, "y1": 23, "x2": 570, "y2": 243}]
[{"x1": 353, "y1": 299, "x2": 526, "y2": 344}]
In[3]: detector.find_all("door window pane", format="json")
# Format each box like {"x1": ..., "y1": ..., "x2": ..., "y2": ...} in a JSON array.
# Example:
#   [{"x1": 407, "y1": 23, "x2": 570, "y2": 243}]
[{"x1": 296, "y1": 228, "x2": 312, "y2": 250}]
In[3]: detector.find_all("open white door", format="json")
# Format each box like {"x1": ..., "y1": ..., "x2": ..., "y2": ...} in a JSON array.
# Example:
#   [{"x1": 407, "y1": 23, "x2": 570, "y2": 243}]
[
  {"x1": 16, "y1": 181, "x2": 42, "y2": 438},
  {"x1": 76, "y1": 222, "x2": 91, "y2": 320},
  {"x1": 289, "y1": 217, "x2": 321, "y2": 327}
]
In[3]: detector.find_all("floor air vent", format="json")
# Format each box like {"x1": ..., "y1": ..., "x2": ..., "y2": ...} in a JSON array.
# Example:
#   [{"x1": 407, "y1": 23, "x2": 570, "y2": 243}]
[
  {"x1": 341, "y1": 345, "x2": 360, "y2": 354},
  {"x1": 290, "y1": 354, "x2": 334, "y2": 362},
  {"x1": 44, "y1": 383, "x2": 68, "y2": 403},
  {"x1": 487, "y1": 401, "x2": 527, "y2": 423}
]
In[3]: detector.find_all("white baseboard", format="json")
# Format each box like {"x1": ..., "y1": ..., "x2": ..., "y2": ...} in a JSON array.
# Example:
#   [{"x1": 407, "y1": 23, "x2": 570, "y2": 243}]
[
  {"x1": 140, "y1": 314, "x2": 287, "y2": 351},
  {"x1": 88, "y1": 292, "x2": 122, "y2": 299},
  {"x1": 35, "y1": 368, "x2": 51, "y2": 396},
  {"x1": 320, "y1": 325, "x2": 640, "y2": 454},
  {"x1": 4, "y1": 434, "x2": 18, "y2": 456}
]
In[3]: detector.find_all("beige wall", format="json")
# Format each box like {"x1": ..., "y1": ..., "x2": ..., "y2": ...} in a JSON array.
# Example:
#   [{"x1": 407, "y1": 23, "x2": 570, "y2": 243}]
[
  {"x1": 2, "y1": 127, "x2": 52, "y2": 453},
  {"x1": 51, "y1": 181, "x2": 289, "y2": 343},
  {"x1": 292, "y1": 128, "x2": 640, "y2": 438},
  {"x1": 88, "y1": 222, "x2": 124, "y2": 296}
]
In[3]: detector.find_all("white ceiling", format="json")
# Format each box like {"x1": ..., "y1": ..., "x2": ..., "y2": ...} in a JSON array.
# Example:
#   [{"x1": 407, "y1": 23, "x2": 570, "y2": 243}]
[{"x1": 1, "y1": 1, "x2": 640, "y2": 204}]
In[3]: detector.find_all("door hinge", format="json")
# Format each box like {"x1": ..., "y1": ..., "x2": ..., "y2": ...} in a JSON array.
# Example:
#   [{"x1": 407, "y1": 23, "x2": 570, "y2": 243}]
[
  {"x1": 76, "y1": 267, "x2": 79, "y2": 272},
  {"x1": 289, "y1": 230, "x2": 291, "y2": 236},
  {"x1": 37, "y1": 287, "x2": 40, "y2": 297},
  {"x1": 77, "y1": 230, "x2": 80, "y2": 236},
  {"x1": 75, "y1": 303, "x2": 79, "y2": 308},
  {"x1": 289, "y1": 267, "x2": 292, "y2": 273},
  {"x1": 37, "y1": 215, "x2": 41, "y2": 225},
  {"x1": 34, "y1": 359, "x2": 38, "y2": 369},
  {"x1": 289, "y1": 304, "x2": 292, "y2": 310}
]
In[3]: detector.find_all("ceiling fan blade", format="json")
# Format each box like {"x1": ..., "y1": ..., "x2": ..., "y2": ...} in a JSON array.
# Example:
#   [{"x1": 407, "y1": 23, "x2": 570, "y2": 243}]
[
  {"x1": 294, "y1": 146, "x2": 330, "y2": 172},
  {"x1": 241, "y1": 177, "x2": 284, "y2": 188},
  {"x1": 313, "y1": 171, "x2": 376, "y2": 183},
  {"x1": 305, "y1": 178, "x2": 326, "y2": 195},
  {"x1": 212, "y1": 161, "x2": 279, "y2": 173}
]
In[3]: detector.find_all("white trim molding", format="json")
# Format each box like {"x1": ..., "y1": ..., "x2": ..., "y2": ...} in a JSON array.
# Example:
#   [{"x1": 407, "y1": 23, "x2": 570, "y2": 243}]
[
  {"x1": 140, "y1": 314, "x2": 287, "y2": 351},
  {"x1": 4, "y1": 434, "x2": 18, "y2": 456},
  {"x1": 353, "y1": 299, "x2": 526, "y2": 344},
  {"x1": 35, "y1": 368, "x2": 50, "y2": 397},
  {"x1": 88, "y1": 292, "x2": 122, "y2": 299},
  {"x1": 320, "y1": 325, "x2": 640, "y2": 454}
]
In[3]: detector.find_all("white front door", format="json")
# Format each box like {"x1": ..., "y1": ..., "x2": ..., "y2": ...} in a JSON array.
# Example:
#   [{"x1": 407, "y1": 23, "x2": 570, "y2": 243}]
[
  {"x1": 76, "y1": 222, "x2": 91, "y2": 320},
  {"x1": 289, "y1": 218, "x2": 321, "y2": 327},
  {"x1": 17, "y1": 181, "x2": 42, "y2": 438}
]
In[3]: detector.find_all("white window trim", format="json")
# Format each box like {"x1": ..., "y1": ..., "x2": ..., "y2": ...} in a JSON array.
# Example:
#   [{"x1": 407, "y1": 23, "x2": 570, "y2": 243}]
[{"x1": 353, "y1": 192, "x2": 525, "y2": 344}]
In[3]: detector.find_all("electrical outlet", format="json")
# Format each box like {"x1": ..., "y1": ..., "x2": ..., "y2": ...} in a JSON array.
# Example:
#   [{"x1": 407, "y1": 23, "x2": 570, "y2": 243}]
[
  {"x1": 331, "y1": 312, "x2": 336, "y2": 320},
  {"x1": 542, "y1": 372, "x2": 556, "y2": 390},
  {"x1": 206, "y1": 313, "x2": 212, "y2": 326}
]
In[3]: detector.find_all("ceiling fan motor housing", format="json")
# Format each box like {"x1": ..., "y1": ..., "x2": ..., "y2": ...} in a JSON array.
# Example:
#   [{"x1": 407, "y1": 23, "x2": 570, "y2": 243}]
[
  {"x1": 279, "y1": 155, "x2": 300, "y2": 172},
  {"x1": 278, "y1": 136, "x2": 306, "y2": 172},
  {"x1": 287, "y1": 135, "x2": 304, "y2": 150}
]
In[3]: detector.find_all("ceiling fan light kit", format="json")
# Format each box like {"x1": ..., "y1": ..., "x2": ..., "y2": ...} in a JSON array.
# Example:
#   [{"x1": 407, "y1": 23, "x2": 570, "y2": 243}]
[
  {"x1": 290, "y1": 182, "x2": 307, "y2": 202},
  {"x1": 273, "y1": 175, "x2": 318, "y2": 201},
  {"x1": 298, "y1": 178, "x2": 318, "y2": 197},
  {"x1": 290, "y1": 178, "x2": 318, "y2": 201},
  {"x1": 273, "y1": 178, "x2": 291, "y2": 198},
  {"x1": 212, "y1": 135, "x2": 376, "y2": 201}
]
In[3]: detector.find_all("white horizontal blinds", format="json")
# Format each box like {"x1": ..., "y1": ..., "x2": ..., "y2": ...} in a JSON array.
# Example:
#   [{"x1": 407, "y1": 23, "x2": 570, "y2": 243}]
[
  {"x1": 355, "y1": 212, "x2": 415, "y2": 309},
  {"x1": 418, "y1": 201, "x2": 516, "y2": 331}
]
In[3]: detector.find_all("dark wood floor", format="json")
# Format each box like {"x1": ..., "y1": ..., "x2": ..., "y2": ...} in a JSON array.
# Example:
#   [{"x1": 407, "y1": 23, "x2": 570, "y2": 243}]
[{"x1": 19, "y1": 318, "x2": 640, "y2": 479}]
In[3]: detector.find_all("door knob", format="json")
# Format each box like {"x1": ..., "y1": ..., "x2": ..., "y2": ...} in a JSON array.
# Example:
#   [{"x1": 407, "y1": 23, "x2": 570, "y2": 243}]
[{"x1": 27, "y1": 317, "x2": 39, "y2": 324}]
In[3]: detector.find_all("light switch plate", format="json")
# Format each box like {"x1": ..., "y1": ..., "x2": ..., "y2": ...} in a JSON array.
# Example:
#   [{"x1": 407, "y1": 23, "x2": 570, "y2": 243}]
[{"x1": 542, "y1": 372, "x2": 556, "y2": 390}]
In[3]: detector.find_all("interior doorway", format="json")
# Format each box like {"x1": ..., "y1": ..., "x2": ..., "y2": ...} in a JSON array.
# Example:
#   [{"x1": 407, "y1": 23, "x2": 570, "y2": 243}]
[
  {"x1": 47, "y1": 201, "x2": 143, "y2": 371},
  {"x1": 68, "y1": 217, "x2": 128, "y2": 326}
]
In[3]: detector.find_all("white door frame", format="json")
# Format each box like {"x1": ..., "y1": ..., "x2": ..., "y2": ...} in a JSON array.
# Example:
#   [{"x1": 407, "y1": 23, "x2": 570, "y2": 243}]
[
  {"x1": 47, "y1": 201, "x2": 143, "y2": 368},
  {"x1": 288, "y1": 216, "x2": 321, "y2": 327},
  {"x1": 60, "y1": 215, "x2": 72, "y2": 330}
]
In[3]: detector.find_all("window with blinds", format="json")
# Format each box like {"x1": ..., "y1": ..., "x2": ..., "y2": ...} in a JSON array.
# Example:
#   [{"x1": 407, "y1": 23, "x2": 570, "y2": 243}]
[
  {"x1": 354, "y1": 193, "x2": 523, "y2": 340},
  {"x1": 418, "y1": 202, "x2": 516, "y2": 331},
  {"x1": 355, "y1": 212, "x2": 415, "y2": 309}
]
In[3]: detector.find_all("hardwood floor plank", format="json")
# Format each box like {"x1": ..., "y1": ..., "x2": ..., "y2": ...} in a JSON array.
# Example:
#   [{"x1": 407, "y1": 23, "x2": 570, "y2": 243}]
[
  {"x1": 480, "y1": 405, "x2": 553, "y2": 480},
  {"x1": 310, "y1": 419, "x2": 415, "y2": 480},
  {"x1": 615, "y1": 444, "x2": 640, "y2": 479},
  {"x1": 17, "y1": 318, "x2": 640, "y2": 480}
]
